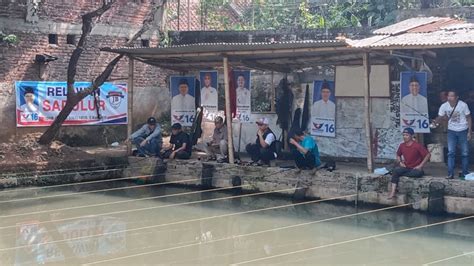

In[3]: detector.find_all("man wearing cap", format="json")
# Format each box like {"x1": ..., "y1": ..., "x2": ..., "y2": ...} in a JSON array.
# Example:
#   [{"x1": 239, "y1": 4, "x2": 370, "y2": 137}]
[
  {"x1": 312, "y1": 81, "x2": 335, "y2": 119},
  {"x1": 289, "y1": 129, "x2": 321, "y2": 170},
  {"x1": 163, "y1": 123, "x2": 192, "y2": 160},
  {"x1": 206, "y1": 116, "x2": 229, "y2": 161},
  {"x1": 388, "y1": 127, "x2": 430, "y2": 199},
  {"x1": 20, "y1": 87, "x2": 40, "y2": 113},
  {"x1": 246, "y1": 117, "x2": 277, "y2": 165},
  {"x1": 401, "y1": 76, "x2": 428, "y2": 114},
  {"x1": 172, "y1": 79, "x2": 195, "y2": 112},
  {"x1": 129, "y1": 117, "x2": 163, "y2": 157}
]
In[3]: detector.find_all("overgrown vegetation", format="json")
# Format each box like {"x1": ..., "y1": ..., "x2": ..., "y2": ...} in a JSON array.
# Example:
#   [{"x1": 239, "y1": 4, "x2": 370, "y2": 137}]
[
  {"x1": 197, "y1": 0, "x2": 473, "y2": 31},
  {"x1": 0, "y1": 32, "x2": 18, "y2": 46}
]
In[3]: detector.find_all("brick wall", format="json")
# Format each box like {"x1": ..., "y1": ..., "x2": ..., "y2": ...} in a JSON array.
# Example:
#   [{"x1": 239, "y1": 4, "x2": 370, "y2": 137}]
[{"x1": 0, "y1": 1, "x2": 173, "y2": 145}]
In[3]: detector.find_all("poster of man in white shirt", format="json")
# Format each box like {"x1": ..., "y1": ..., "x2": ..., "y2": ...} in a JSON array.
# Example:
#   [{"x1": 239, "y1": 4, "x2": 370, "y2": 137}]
[
  {"x1": 311, "y1": 80, "x2": 336, "y2": 137},
  {"x1": 234, "y1": 70, "x2": 251, "y2": 123},
  {"x1": 400, "y1": 72, "x2": 430, "y2": 133},
  {"x1": 17, "y1": 86, "x2": 41, "y2": 123},
  {"x1": 170, "y1": 76, "x2": 196, "y2": 126},
  {"x1": 200, "y1": 71, "x2": 218, "y2": 121}
]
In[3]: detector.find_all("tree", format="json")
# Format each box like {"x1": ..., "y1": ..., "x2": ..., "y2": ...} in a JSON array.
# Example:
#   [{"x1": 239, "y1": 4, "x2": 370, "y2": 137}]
[{"x1": 38, "y1": 0, "x2": 168, "y2": 145}]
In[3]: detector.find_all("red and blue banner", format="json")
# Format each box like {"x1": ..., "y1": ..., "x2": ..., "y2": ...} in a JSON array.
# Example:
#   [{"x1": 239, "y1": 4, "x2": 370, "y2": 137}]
[{"x1": 15, "y1": 81, "x2": 128, "y2": 127}]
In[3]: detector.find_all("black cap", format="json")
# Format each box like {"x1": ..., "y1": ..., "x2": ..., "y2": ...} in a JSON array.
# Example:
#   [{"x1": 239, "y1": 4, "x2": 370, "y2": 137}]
[
  {"x1": 321, "y1": 80, "x2": 331, "y2": 91},
  {"x1": 410, "y1": 75, "x2": 419, "y2": 83},
  {"x1": 403, "y1": 127, "x2": 415, "y2": 135},
  {"x1": 171, "y1": 123, "x2": 182, "y2": 130},
  {"x1": 23, "y1": 87, "x2": 35, "y2": 95},
  {"x1": 290, "y1": 129, "x2": 304, "y2": 139},
  {"x1": 147, "y1": 117, "x2": 157, "y2": 125}
]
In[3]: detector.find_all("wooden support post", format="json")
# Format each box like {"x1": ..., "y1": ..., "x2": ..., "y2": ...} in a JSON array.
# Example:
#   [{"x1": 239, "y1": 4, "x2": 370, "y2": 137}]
[
  {"x1": 363, "y1": 52, "x2": 373, "y2": 173},
  {"x1": 223, "y1": 57, "x2": 235, "y2": 164},
  {"x1": 127, "y1": 57, "x2": 134, "y2": 155}
]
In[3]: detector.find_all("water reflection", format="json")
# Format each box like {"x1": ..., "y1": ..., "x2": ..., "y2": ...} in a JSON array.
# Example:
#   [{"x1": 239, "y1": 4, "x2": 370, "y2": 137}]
[
  {"x1": 0, "y1": 182, "x2": 472, "y2": 265},
  {"x1": 14, "y1": 217, "x2": 126, "y2": 265}
]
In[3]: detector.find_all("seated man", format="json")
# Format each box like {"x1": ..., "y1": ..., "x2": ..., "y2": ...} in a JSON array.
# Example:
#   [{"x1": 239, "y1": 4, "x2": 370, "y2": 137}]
[
  {"x1": 163, "y1": 123, "x2": 192, "y2": 160},
  {"x1": 289, "y1": 129, "x2": 321, "y2": 170},
  {"x1": 207, "y1": 116, "x2": 229, "y2": 162},
  {"x1": 129, "y1": 117, "x2": 162, "y2": 157},
  {"x1": 388, "y1": 128, "x2": 430, "y2": 199},
  {"x1": 246, "y1": 117, "x2": 277, "y2": 166}
]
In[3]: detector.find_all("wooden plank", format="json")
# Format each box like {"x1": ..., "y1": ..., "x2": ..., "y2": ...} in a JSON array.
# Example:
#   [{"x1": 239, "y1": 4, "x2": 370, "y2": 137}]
[
  {"x1": 127, "y1": 57, "x2": 135, "y2": 156},
  {"x1": 223, "y1": 57, "x2": 235, "y2": 164},
  {"x1": 363, "y1": 53, "x2": 373, "y2": 173}
]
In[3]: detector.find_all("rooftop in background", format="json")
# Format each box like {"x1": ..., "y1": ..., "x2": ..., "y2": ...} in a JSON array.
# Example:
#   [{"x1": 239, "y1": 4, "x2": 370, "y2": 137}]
[{"x1": 349, "y1": 17, "x2": 474, "y2": 49}]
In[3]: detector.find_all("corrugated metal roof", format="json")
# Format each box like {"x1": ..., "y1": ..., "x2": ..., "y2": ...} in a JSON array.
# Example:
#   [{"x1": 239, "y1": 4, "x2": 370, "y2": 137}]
[
  {"x1": 373, "y1": 17, "x2": 442, "y2": 35},
  {"x1": 407, "y1": 18, "x2": 461, "y2": 33},
  {"x1": 102, "y1": 40, "x2": 348, "y2": 56},
  {"x1": 351, "y1": 17, "x2": 474, "y2": 49}
]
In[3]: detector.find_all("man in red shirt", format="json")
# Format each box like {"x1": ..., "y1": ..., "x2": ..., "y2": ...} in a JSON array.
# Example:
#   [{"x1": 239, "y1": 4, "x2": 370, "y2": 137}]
[{"x1": 388, "y1": 128, "x2": 431, "y2": 199}]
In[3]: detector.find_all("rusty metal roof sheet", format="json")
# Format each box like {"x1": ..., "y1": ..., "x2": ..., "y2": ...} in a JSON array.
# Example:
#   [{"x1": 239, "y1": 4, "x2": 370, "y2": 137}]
[
  {"x1": 373, "y1": 17, "x2": 442, "y2": 35},
  {"x1": 351, "y1": 17, "x2": 474, "y2": 49}
]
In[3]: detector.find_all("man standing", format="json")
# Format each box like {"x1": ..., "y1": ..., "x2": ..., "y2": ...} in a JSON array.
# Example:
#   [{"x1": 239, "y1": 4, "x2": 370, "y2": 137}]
[
  {"x1": 289, "y1": 129, "x2": 321, "y2": 170},
  {"x1": 388, "y1": 128, "x2": 430, "y2": 199},
  {"x1": 312, "y1": 81, "x2": 335, "y2": 119},
  {"x1": 172, "y1": 79, "x2": 195, "y2": 112},
  {"x1": 206, "y1": 116, "x2": 229, "y2": 162},
  {"x1": 401, "y1": 76, "x2": 428, "y2": 114},
  {"x1": 246, "y1": 118, "x2": 277, "y2": 166},
  {"x1": 163, "y1": 123, "x2": 192, "y2": 160},
  {"x1": 129, "y1": 117, "x2": 162, "y2": 157},
  {"x1": 434, "y1": 90, "x2": 472, "y2": 179},
  {"x1": 201, "y1": 73, "x2": 217, "y2": 109}
]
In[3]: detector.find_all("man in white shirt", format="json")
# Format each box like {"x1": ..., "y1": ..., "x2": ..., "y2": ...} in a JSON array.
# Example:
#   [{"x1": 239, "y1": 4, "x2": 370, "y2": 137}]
[
  {"x1": 236, "y1": 74, "x2": 250, "y2": 107},
  {"x1": 171, "y1": 79, "x2": 195, "y2": 112},
  {"x1": 312, "y1": 82, "x2": 335, "y2": 119},
  {"x1": 434, "y1": 90, "x2": 472, "y2": 179},
  {"x1": 19, "y1": 87, "x2": 40, "y2": 113},
  {"x1": 200, "y1": 73, "x2": 217, "y2": 109},
  {"x1": 401, "y1": 76, "x2": 428, "y2": 114}
]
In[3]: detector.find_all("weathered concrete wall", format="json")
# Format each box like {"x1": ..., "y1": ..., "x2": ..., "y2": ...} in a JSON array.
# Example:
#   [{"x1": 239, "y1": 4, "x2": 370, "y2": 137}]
[{"x1": 155, "y1": 159, "x2": 474, "y2": 215}]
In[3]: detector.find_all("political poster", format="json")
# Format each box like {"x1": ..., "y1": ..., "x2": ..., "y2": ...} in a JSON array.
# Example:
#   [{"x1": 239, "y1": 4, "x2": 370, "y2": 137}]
[
  {"x1": 233, "y1": 70, "x2": 251, "y2": 123},
  {"x1": 15, "y1": 81, "x2": 127, "y2": 127},
  {"x1": 311, "y1": 80, "x2": 336, "y2": 137},
  {"x1": 199, "y1": 71, "x2": 219, "y2": 121},
  {"x1": 400, "y1": 72, "x2": 429, "y2": 133},
  {"x1": 170, "y1": 76, "x2": 196, "y2": 126}
]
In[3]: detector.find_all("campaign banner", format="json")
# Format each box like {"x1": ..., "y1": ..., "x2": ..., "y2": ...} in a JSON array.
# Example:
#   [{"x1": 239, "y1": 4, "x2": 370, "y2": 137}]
[
  {"x1": 15, "y1": 81, "x2": 127, "y2": 127},
  {"x1": 170, "y1": 76, "x2": 196, "y2": 126},
  {"x1": 400, "y1": 72, "x2": 430, "y2": 133},
  {"x1": 234, "y1": 70, "x2": 251, "y2": 123},
  {"x1": 199, "y1": 71, "x2": 219, "y2": 122},
  {"x1": 311, "y1": 80, "x2": 336, "y2": 137}
]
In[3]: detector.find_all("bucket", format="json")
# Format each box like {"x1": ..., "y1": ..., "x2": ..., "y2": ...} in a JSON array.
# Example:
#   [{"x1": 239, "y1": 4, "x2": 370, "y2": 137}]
[{"x1": 428, "y1": 143, "x2": 444, "y2": 163}]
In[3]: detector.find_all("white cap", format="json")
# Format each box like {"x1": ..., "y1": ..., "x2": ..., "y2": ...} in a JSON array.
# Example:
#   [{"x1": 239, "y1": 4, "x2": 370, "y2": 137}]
[{"x1": 256, "y1": 117, "x2": 269, "y2": 125}]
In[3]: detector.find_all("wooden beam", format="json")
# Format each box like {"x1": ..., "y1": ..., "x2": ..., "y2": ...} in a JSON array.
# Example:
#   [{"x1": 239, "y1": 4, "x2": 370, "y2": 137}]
[
  {"x1": 240, "y1": 60, "x2": 291, "y2": 73},
  {"x1": 223, "y1": 57, "x2": 235, "y2": 164},
  {"x1": 121, "y1": 46, "x2": 356, "y2": 59},
  {"x1": 363, "y1": 52, "x2": 373, "y2": 173},
  {"x1": 127, "y1": 57, "x2": 135, "y2": 156}
]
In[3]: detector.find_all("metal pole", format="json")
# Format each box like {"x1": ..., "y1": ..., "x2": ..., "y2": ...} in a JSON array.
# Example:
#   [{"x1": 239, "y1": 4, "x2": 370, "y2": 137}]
[
  {"x1": 363, "y1": 52, "x2": 373, "y2": 173},
  {"x1": 223, "y1": 57, "x2": 235, "y2": 164},
  {"x1": 127, "y1": 57, "x2": 135, "y2": 156}
]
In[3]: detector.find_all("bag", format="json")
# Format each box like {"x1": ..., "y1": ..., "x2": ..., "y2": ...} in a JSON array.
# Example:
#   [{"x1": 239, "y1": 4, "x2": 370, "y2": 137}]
[{"x1": 274, "y1": 134, "x2": 283, "y2": 158}]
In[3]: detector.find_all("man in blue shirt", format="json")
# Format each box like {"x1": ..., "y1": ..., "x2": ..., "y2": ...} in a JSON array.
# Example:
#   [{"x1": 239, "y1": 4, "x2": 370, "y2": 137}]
[
  {"x1": 289, "y1": 129, "x2": 321, "y2": 170},
  {"x1": 129, "y1": 117, "x2": 163, "y2": 157}
]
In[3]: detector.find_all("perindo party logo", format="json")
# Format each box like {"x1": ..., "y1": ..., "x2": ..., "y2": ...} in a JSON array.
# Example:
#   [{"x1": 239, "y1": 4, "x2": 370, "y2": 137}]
[{"x1": 106, "y1": 91, "x2": 124, "y2": 109}]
